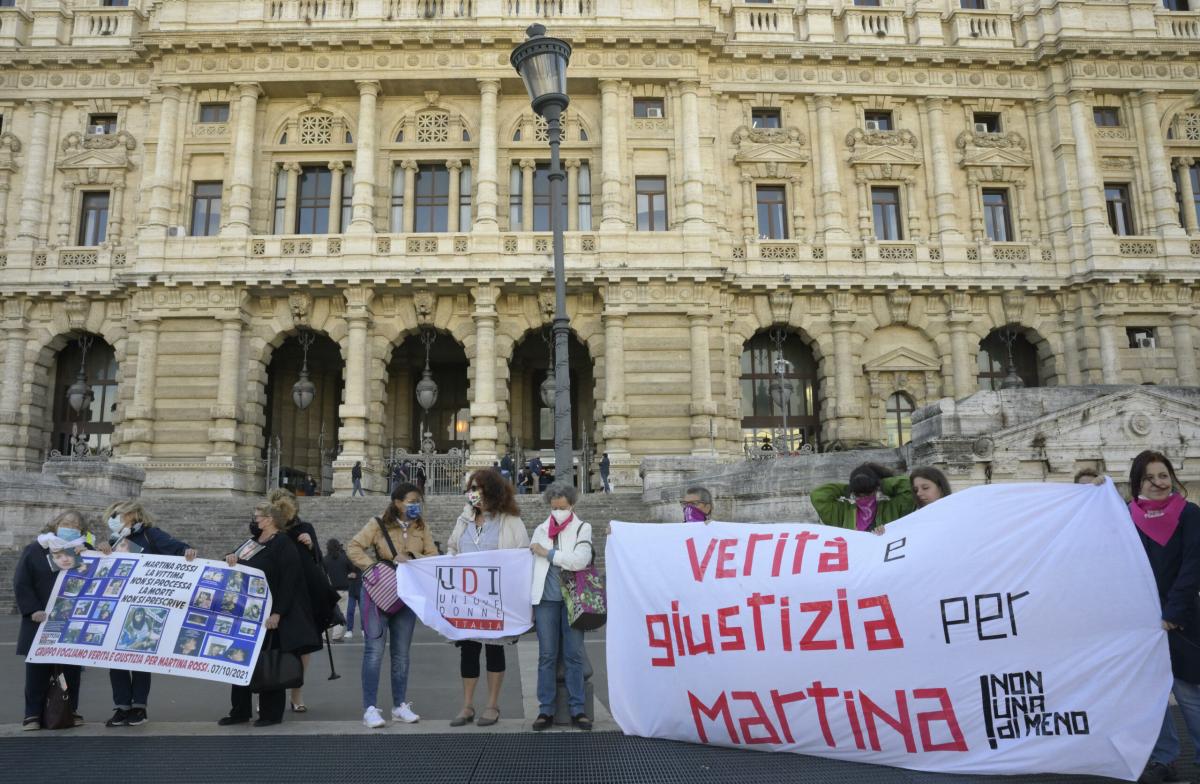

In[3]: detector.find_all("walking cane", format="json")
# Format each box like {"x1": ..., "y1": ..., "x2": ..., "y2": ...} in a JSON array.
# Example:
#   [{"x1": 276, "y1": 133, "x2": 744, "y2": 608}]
[{"x1": 325, "y1": 628, "x2": 340, "y2": 680}]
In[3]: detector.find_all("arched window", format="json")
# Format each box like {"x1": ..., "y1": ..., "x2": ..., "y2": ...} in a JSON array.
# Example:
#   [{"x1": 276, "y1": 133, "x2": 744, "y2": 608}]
[
  {"x1": 740, "y1": 331, "x2": 820, "y2": 452},
  {"x1": 52, "y1": 335, "x2": 119, "y2": 456},
  {"x1": 884, "y1": 392, "x2": 915, "y2": 447},
  {"x1": 977, "y1": 328, "x2": 1040, "y2": 390}
]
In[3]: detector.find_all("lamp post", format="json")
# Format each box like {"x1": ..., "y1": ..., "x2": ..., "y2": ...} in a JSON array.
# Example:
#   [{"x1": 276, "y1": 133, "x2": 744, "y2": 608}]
[
  {"x1": 415, "y1": 327, "x2": 440, "y2": 455},
  {"x1": 292, "y1": 330, "x2": 317, "y2": 411},
  {"x1": 65, "y1": 334, "x2": 95, "y2": 457},
  {"x1": 512, "y1": 24, "x2": 574, "y2": 487},
  {"x1": 999, "y1": 327, "x2": 1026, "y2": 390}
]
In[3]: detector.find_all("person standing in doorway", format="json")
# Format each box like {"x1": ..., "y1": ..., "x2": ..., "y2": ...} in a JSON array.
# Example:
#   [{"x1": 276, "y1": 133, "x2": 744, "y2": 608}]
[
  {"x1": 599, "y1": 453, "x2": 611, "y2": 494},
  {"x1": 500, "y1": 453, "x2": 514, "y2": 485},
  {"x1": 528, "y1": 456, "x2": 544, "y2": 492},
  {"x1": 351, "y1": 461, "x2": 364, "y2": 497}
]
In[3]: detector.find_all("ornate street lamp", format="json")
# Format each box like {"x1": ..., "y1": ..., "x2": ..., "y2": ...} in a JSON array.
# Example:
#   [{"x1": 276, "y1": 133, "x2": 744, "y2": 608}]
[
  {"x1": 512, "y1": 23, "x2": 574, "y2": 485},
  {"x1": 999, "y1": 327, "x2": 1026, "y2": 390},
  {"x1": 768, "y1": 326, "x2": 794, "y2": 454},
  {"x1": 65, "y1": 334, "x2": 95, "y2": 415},
  {"x1": 415, "y1": 327, "x2": 439, "y2": 454},
  {"x1": 539, "y1": 325, "x2": 556, "y2": 409},
  {"x1": 291, "y1": 330, "x2": 317, "y2": 410}
]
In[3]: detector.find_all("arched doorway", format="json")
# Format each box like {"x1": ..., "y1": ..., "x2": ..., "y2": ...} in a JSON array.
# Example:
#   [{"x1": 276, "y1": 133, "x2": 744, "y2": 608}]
[
  {"x1": 49, "y1": 333, "x2": 119, "y2": 456},
  {"x1": 508, "y1": 328, "x2": 596, "y2": 480},
  {"x1": 739, "y1": 330, "x2": 821, "y2": 452},
  {"x1": 978, "y1": 327, "x2": 1040, "y2": 390},
  {"x1": 263, "y1": 332, "x2": 344, "y2": 494},
  {"x1": 383, "y1": 329, "x2": 470, "y2": 454}
]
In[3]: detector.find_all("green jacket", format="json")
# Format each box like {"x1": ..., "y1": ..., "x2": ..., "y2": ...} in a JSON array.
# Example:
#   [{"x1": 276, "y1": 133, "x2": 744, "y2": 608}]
[{"x1": 809, "y1": 475, "x2": 914, "y2": 531}]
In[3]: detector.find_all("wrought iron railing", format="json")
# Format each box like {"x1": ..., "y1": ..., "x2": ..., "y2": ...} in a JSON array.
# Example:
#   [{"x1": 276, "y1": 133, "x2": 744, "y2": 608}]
[{"x1": 386, "y1": 448, "x2": 469, "y2": 495}]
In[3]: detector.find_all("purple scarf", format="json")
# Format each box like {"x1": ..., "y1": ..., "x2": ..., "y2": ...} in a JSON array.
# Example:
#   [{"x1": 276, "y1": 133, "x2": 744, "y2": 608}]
[
  {"x1": 1129, "y1": 493, "x2": 1187, "y2": 547},
  {"x1": 854, "y1": 495, "x2": 878, "y2": 532}
]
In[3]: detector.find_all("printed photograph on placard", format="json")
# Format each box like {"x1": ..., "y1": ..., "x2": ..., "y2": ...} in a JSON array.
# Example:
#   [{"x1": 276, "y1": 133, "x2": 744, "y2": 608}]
[
  {"x1": 93, "y1": 601, "x2": 115, "y2": 621},
  {"x1": 47, "y1": 549, "x2": 83, "y2": 573},
  {"x1": 200, "y1": 567, "x2": 224, "y2": 585},
  {"x1": 72, "y1": 600, "x2": 93, "y2": 619},
  {"x1": 83, "y1": 623, "x2": 107, "y2": 645},
  {"x1": 184, "y1": 612, "x2": 209, "y2": 628},
  {"x1": 213, "y1": 616, "x2": 234, "y2": 635},
  {"x1": 62, "y1": 621, "x2": 85, "y2": 644},
  {"x1": 192, "y1": 587, "x2": 215, "y2": 610},
  {"x1": 222, "y1": 642, "x2": 252, "y2": 664},
  {"x1": 39, "y1": 624, "x2": 62, "y2": 645},
  {"x1": 50, "y1": 598, "x2": 73, "y2": 621},
  {"x1": 70, "y1": 556, "x2": 96, "y2": 577},
  {"x1": 234, "y1": 539, "x2": 264, "y2": 562},
  {"x1": 61, "y1": 577, "x2": 85, "y2": 596},
  {"x1": 113, "y1": 561, "x2": 135, "y2": 578},
  {"x1": 83, "y1": 580, "x2": 104, "y2": 597},
  {"x1": 174, "y1": 629, "x2": 203, "y2": 656},
  {"x1": 112, "y1": 537, "x2": 144, "y2": 554},
  {"x1": 103, "y1": 579, "x2": 125, "y2": 597},
  {"x1": 116, "y1": 606, "x2": 168, "y2": 653},
  {"x1": 247, "y1": 576, "x2": 267, "y2": 598},
  {"x1": 237, "y1": 620, "x2": 258, "y2": 637},
  {"x1": 202, "y1": 634, "x2": 234, "y2": 660},
  {"x1": 243, "y1": 598, "x2": 264, "y2": 621},
  {"x1": 224, "y1": 571, "x2": 246, "y2": 594},
  {"x1": 217, "y1": 591, "x2": 243, "y2": 615},
  {"x1": 94, "y1": 560, "x2": 113, "y2": 578}
]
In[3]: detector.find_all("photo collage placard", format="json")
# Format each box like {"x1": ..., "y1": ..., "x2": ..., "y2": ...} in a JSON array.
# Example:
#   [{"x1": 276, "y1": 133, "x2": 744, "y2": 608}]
[
  {"x1": 41, "y1": 554, "x2": 137, "y2": 648},
  {"x1": 179, "y1": 567, "x2": 269, "y2": 666}
]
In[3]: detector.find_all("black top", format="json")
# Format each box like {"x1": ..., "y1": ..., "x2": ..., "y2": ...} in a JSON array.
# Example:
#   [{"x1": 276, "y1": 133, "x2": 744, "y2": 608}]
[
  {"x1": 500, "y1": 455, "x2": 514, "y2": 473},
  {"x1": 124, "y1": 525, "x2": 191, "y2": 556},
  {"x1": 1138, "y1": 501, "x2": 1200, "y2": 683},
  {"x1": 352, "y1": 463, "x2": 362, "y2": 480},
  {"x1": 13, "y1": 542, "x2": 57, "y2": 656},
  {"x1": 238, "y1": 533, "x2": 321, "y2": 655},
  {"x1": 322, "y1": 552, "x2": 353, "y2": 592},
  {"x1": 286, "y1": 518, "x2": 339, "y2": 631},
  {"x1": 286, "y1": 518, "x2": 323, "y2": 564},
  {"x1": 600, "y1": 455, "x2": 611, "y2": 475}
]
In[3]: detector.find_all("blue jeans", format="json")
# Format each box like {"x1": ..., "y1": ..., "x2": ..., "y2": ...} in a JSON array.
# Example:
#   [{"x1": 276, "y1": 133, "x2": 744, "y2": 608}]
[
  {"x1": 345, "y1": 591, "x2": 358, "y2": 632},
  {"x1": 352, "y1": 478, "x2": 364, "y2": 496},
  {"x1": 534, "y1": 600, "x2": 585, "y2": 717},
  {"x1": 1150, "y1": 678, "x2": 1200, "y2": 764},
  {"x1": 361, "y1": 603, "x2": 416, "y2": 711},
  {"x1": 110, "y1": 669, "x2": 151, "y2": 709}
]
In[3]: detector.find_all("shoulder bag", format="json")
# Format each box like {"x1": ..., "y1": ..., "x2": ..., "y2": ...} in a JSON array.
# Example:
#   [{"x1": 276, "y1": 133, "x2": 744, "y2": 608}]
[
  {"x1": 250, "y1": 631, "x2": 304, "y2": 693},
  {"x1": 41, "y1": 668, "x2": 75, "y2": 730},
  {"x1": 558, "y1": 533, "x2": 607, "y2": 631},
  {"x1": 361, "y1": 518, "x2": 407, "y2": 615}
]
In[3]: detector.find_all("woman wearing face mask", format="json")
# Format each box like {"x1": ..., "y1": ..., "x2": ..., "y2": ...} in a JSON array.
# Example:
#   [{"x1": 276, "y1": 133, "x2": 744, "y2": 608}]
[
  {"x1": 910, "y1": 467, "x2": 952, "y2": 509},
  {"x1": 15, "y1": 511, "x2": 95, "y2": 730},
  {"x1": 446, "y1": 467, "x2": 530, "y2": 728},
  {"x1": 347, "y1": 483, "x2": 437, "y2": 729},
  {"x1": 810, "y1": 462, "x2": 913, "y2": 535},
  {"x1": 102, "y1": 501, "x2": 196, "y2": 729},
  {"x1": 218, "y1": 501, "x2": 320, "y2": 727},
  {"x1": 1126, "y1": 451, "x2": 1200, "y2": 784},
  {"x1": 681, "y1": 486, "x2": 714, "y2": 523},
  {"x1": 529, "y1": 483, "x2": 593, "y2": 731}
]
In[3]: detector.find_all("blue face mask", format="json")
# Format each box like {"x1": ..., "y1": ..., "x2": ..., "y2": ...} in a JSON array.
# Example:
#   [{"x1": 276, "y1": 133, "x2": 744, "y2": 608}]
[
  {"x1": 404, "y1": 503, "x2": 422, "y2": 521},
  {"x1": 57, "y1": 527, "x2": 82, "y2": 542}
]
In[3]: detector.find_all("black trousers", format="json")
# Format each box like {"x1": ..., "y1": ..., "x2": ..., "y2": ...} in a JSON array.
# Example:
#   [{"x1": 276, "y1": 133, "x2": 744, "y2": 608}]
[
  {"x1": 229, "y1": 684, "x2": 285, "y2": 723},
  {"x1": 24, "y1": 663, "x2": 81, "y2": 720},
  {"x1": 458, "y1": 640, "x2": 505, "y2": 678}
]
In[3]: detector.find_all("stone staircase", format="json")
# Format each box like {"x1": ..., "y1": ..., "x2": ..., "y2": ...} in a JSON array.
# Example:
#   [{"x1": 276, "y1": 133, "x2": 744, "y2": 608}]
[{"x1": 3, "y1": 492, "x2": 657, "y2": 613}]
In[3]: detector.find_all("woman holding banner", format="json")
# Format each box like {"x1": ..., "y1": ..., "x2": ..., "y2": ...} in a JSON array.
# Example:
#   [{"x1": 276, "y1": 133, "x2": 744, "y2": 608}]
[
  {"x1": 529, "y1": 483, "x2": 593, "y2": 731},
  {"x1": 446, "y1": 467, "x2": 530, "y2": 727},
  {"x1": 103, "y1": 500, "x2": 196, "y2": 729},
  {"x1": 811, "y1": 462, "x2": 913, "y2": 534},
  {"x1": 348, "y1": 482, "x2": 438, "y2": 729},
  {"x1": 1128, "y1": 451, "x2": 1200, "y2": 784},
  {"x1": 910, "y1": 467, "x2": 952, "y2": 509},
  {"x1": 219, "y1": 500, "x2": 320, "y2": 727},
  {"x1": 15, "y1": 511, "x2": 97, "y2": 730}
]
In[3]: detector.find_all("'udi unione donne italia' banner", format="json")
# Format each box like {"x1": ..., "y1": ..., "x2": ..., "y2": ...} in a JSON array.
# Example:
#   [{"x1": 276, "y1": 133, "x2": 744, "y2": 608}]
[{"x1": 606, "y1": 481, "x2": 1171, "y2": 781}]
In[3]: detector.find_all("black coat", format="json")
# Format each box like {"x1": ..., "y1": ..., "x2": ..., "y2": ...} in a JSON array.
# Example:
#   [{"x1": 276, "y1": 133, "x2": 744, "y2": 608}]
[
  {"x1": 122, "y1": 525, "x2": 191, "y2": 556},
  {"x1": 13, "y1": 542, "x2": 56, "y2": 656},
  {"x1": 237, "y1": 533, "x2": 321, "y2": 655},
  {"x1": 1139, "y1": 501, "x2": 1200, "y2": 683},
  {"x1": 322, "y1": 552, "x2": 352, "y2": 592},
  {"x1": 286, "y1": 519, "x2": 338, "y2": 631}
]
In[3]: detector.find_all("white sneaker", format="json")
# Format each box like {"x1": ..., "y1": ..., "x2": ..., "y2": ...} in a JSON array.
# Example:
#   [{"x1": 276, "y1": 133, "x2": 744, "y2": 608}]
[
  {"x1": 392, "y1": 702, "x2": 420, "y2": 723},
  {"x1": 363, "y1": 706, "x2": 386, "y2": 729},
  {"x1": 344, "y1": 631, "x2": 353, "y2": 640}
]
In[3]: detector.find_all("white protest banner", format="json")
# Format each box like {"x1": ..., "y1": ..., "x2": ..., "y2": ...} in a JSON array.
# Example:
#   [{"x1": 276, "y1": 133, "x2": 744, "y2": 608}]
[
  {"x1": 27, "y1": 552, "x2": 273, "y2": 686},
  {"x1": 606, "y1": 480, "x2": 1171, "y2": 781},
  {"x1": 395, "y1": 549, "x2": 534, "y2": 640}
]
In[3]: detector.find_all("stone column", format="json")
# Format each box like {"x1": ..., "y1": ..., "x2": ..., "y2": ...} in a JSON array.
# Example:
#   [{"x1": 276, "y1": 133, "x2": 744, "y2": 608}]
[
  {"x1": 679, "y1": 81, "x2": 705, "y2": 230},
  {"x1": 446, "y1": 158, "x2": 462, "y2": 233},
  {"x1": 16, "y1": 99, "x2": 53, "y2": 242},
  {"x1": 565, "y1": 158, "x2": 580, "y2": 232},
  {"x1": 599, "y1": 79, "x2": 624, "y2": 230},
  {"x1": 107, "y1": 183, "x2": 126, "y2": 245},
  {"x1": 1066, "y1": 89, "x2": 1109, "y2": 233},
  {"x1": 688, "y1": 312, "x2": 717, "y2": 454},
  {"x1": 282, "y1": 163, "x2": 300, "y2": 234},
  {"x1": 520, "y1": 158, "x2": 536, "y2": 232},
  {"x1": 601, "y1": 309, "x2": 630, "y2": 456},
  {"x1": 920, "y1": 96, "x2": 962, "y2": 239},
  {"x1": 740, "y1": 173, "x2": 755, "y2": 241},
  {"x1": 222, "y1": 83, "x2": 260, "y2": 237},
  {"x1": 0, "y1": 299, "x2": 29, "y2": 468},
  {"x1": 474, "y1": 78, "x2": 500, "y2": 231},
  {"x1": 208, "y1": 315, "x2": 244, "y2": 459},
  {"x1": 146, "y1": 85, "x2": 182, "y2": 231},
  {"x1": 1177, "y1": 158, "x2": 1199, "y2": 234},
  {"x1": 828, "y1": 293, "x2": 859, "y2": 439},
  {"x1": 1096, "y1": 312, "x2": 1121, "y2": 383},
  {"x1": 1172, "y1": 311, "x2": 1199, "y2": 386},
  {"x1": 788, "y1": 174, "x2": 806, "y2": 241},
  {"x1": 348, "y1": 80, "x2": 380, "y2": 234},
  {"x1": 125, "y1": 317, "x2": 161, "y2": 458},
  {"x1": 1138, "y1": 90, "x2": 1184, "y2": 235},
  {"x1": 469, "y1": 285, "x2": 500, "y2": 463},
  {"x1": 0, "y1": 172, "x2": 11, "y2": 245},
  {"x1": 337, "y1": 287, "x2": 374, "y2": 489},
  {"x1": 1033, "y1": 98, "x2": 1066, "y2": 241},
  {"x1": 947, "y1": 293, "x2": 976, "y2": 400},
  {"x1": 401, "y1": 160, "x2": 417, "y2": 233},
  {"x1": 327, "y1": 161, "x2": 345, "y2": 234},
  {"x1": 1059, "y1": 302, "x2": 1083, "y2": 385},
  {"x1": 814, "y1": 94, "x2": 847, "y2": 238}
]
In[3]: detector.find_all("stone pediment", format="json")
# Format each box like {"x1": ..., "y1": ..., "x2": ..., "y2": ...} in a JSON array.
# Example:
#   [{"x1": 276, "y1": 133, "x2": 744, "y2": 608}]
[
  {"x1": 956, "y1": 131, "x2": 1032, "y2": 168},
  {"x1": 864, "y1": 346, "x2": 941, "y2": 374},
  {"x1": 58, "y1": 149, "x2": 135, "y2": 171},
  {"x1": 845, "y1": 128, "x2": 921, "y2": 167},
  {"x1": 58, "y1": 131, "x2": 136, "y2": 172},
  {"x1": 733, "y1": 142, "x2": 811, "y2": 165}
]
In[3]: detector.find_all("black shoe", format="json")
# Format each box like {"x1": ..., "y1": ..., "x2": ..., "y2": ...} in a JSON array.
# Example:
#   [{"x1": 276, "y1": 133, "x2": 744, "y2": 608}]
[
  {"x1": 572, "y1": 713, "x2": 593, "y2": 731},
  {"x1": 126, "y1": 708, "x2": 147, "y2": 726},
  {"x1": 253, "y1": 718, "x2": 282, "y2": 727},
  {"x1": 105, "y1": 709, "x2": 129, "y2": 728},
  {"x1": 531, "y1": 714, "x2": 552, "y2": 731},
  {"x1": 217, "y1": 714, "x2": 250, "y2": 726},
  {"x1": 1139, "y1": 761, "x2": 1177, "y2": 784}
]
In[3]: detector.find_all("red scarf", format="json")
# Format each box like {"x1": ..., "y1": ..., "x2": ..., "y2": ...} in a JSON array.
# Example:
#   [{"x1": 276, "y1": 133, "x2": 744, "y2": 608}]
[
  {"x1": 547, "y1": 511, "x2": 575, "y2": 539},
  {"x1": 1129, "y1": 493, "x2": 1187, "y2": 547}
]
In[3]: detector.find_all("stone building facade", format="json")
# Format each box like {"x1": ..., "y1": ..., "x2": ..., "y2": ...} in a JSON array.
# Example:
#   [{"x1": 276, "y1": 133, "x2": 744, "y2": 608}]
[{"x1": 0, "y1": 0, "x2": 1198, "y2": 495}]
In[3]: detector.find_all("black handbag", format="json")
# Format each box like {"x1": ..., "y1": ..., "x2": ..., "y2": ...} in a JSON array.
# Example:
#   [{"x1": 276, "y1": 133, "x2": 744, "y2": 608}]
[
  {"x1": 41, "y1": 668, "x2": 74, "y2": 730},
  {"x1": 250, "y1": 633, "x2": 304, "y2": 693}
]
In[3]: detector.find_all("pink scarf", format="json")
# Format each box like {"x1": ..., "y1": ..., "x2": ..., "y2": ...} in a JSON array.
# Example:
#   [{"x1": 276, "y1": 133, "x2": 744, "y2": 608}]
[
  {"x1": 1129, "y1": 493, "x2": 1187, "y2": 546},
  {"x1": 547, "y1": 511, "x2": 574, "y2": 539},
  {"x1": 854, "y1": 495, "x2": 878, "y2": 532}
]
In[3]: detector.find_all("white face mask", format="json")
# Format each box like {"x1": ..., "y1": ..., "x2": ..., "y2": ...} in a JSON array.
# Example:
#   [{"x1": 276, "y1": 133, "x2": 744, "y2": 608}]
[
  {"x1": 107, "y1": 515, "x2": 124, "y2": 535},
  {"x1": 550, "y1": 509, "x2": 572, "y2": 524}
]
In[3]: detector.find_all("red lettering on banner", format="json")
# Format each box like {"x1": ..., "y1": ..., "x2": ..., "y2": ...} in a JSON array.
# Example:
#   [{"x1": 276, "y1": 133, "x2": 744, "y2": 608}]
[
  {"x1": 798, "y1": 600, "x2": 836, "y2": 651},
  {"x1": 744, "y1": 533, "x2": 773, "y2": 577},
  {"x1": 715, "y1": 539, "x2": 738, "y2": 578},
  {"x1": 791, "y1": 531, "x2": 819, "y2": 574},
  {"x1": 770, "y1": 533, "x2": 790, "y2": 577},
  {"x1": 843, "y1": 690, "x2": 867, "y2": 750},
  {"x1": 686, "y1": 530, "x2": 853, "y2": 582},
  {"x1": 646, "y1": 614, "x2": 674, "y2": 667},
  {"x1": 818, "y1": 537, "x2": 849, "y2": 572},
  {"x1": 746, "y1": 592, "x2": 776, "y2": 651},
  {"x1": 731, "y1": 690, "x2": 782, "y2": 745},
  {"x1": 914, "y1": 688, "x2": 968, "y2": 752},
  {"x1": 770, "y1": 688, "x2": 807, "y2": 744},
  {"x1": 807, "y1": 681, "x2": 840, "y2": 747},
  {"x1": 683, "y1": 613, "x2": 714, "y2": 655},
  {"x1": 859, "y1": 594, "x2": 905, "y2": 650},
  {"x1": 688, "y1": 690, "x2": 739, "y2": 744},
  {"x1": 836, "y1": 589, "x2": 855, "y2": 650},
  {"x1": 462, "y1": 568, "x2": 478, "y2": 595},
  {"x1": 686, "y1": 538, "x2": 718, "y2": 582},
  {"x1": 861, "y1": 690, "x2": 917, "y2": 753},
  {"x1": 717, "y1": 606, "x2": 745, "y2": 652}
]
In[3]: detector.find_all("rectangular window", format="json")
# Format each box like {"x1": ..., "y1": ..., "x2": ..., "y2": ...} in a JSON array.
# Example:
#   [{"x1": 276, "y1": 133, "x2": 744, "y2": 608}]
[
  {"x1": 982, "y1": 189, "x2": 1013, "y2": 242},
  {"x1": 413, "y1": 163, "x2": 450, "y2": 233},
  {"x1": 1164, "y1": 0, "x2": 1190, "y2": 10},
  {"x1": 578, "y1": 162, "x2": 593, "y2": 231},
  {"x1": 864, "y1": 111, "x2": 893, "y2": 132},
  {"x1": 756, "y1": 185, "x2": 789, "y2": 240},
  {"x1": 871, "y1": 187, "x2": 903, "y2": 241},
  {"x1": 296, "y1": 165, "x2": 332, "y2": 234},
  {"x1": 751, "y1": 109, "x2": 782, "y2": 129},
  {"x1": 1093, "y1": 107, "x2": 1121, "y2": 127},
  {"x1": 855, "y1": 0, "x2": 882, "y2": 6},
  {"x1": 509, "y1": 164, "x2": 523, "y2": 229},
  {"x1": 1127, "y1": 327, "x2": 1157, "y2": 349},
  {"x1": 1192, "y1": 165, "x2": 1200, "y2": 229},
  {"x1": 636, "y1": 176, "x2": 668, "y2": 231},
  {"x1": 459, "y1": 164, "x2": 472, "y2": 230},
  {"x1": 633, "y1": 98, "x2": 665, "y2": 119},
  {"x1": 1105, "y1": 183, "x2": 1135, "y2": 236},
  {"x1": 189, "y1": 181, "x2": 222, "y2": 237},
  {"x1": 273, "y1": 167, "x2": 288, "y2": 234},
  {"x1": 0, "y1": 1, "x2": 15, "y2": 7},
  {"x1": 198, "y1": 103, "x2": 230, "y2": 123},
  {"x1": 973, "y1": 112, "x2": 1002, "y2": 133},
  {"x1": 340, "y1": 164, "x2": 354, "y2": 231},
  {"x1": 88, "y1": 114, "x2": 117, "y2": 135},
  {"x1": 390, "y1": 165, "x2": 405, "y2": 232},
  {"x1": 960, "y1": 0, "x2": 986, "y2": 8},
  {"x1": 103, "y1": 0, "x2": 130, "y2": 6},
  {"x1": 78, "y1": 192, "x2": 110, "y2": 246}
]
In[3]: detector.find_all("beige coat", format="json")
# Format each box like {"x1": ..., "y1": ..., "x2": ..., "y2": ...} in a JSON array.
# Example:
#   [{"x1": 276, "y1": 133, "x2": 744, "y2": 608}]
[
  {"x1": 446, "y1": 504, "x2": 529, "y2": 555},
  {"x1": 347, "y1": 516, "x2": 438, "y2": 571}
]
